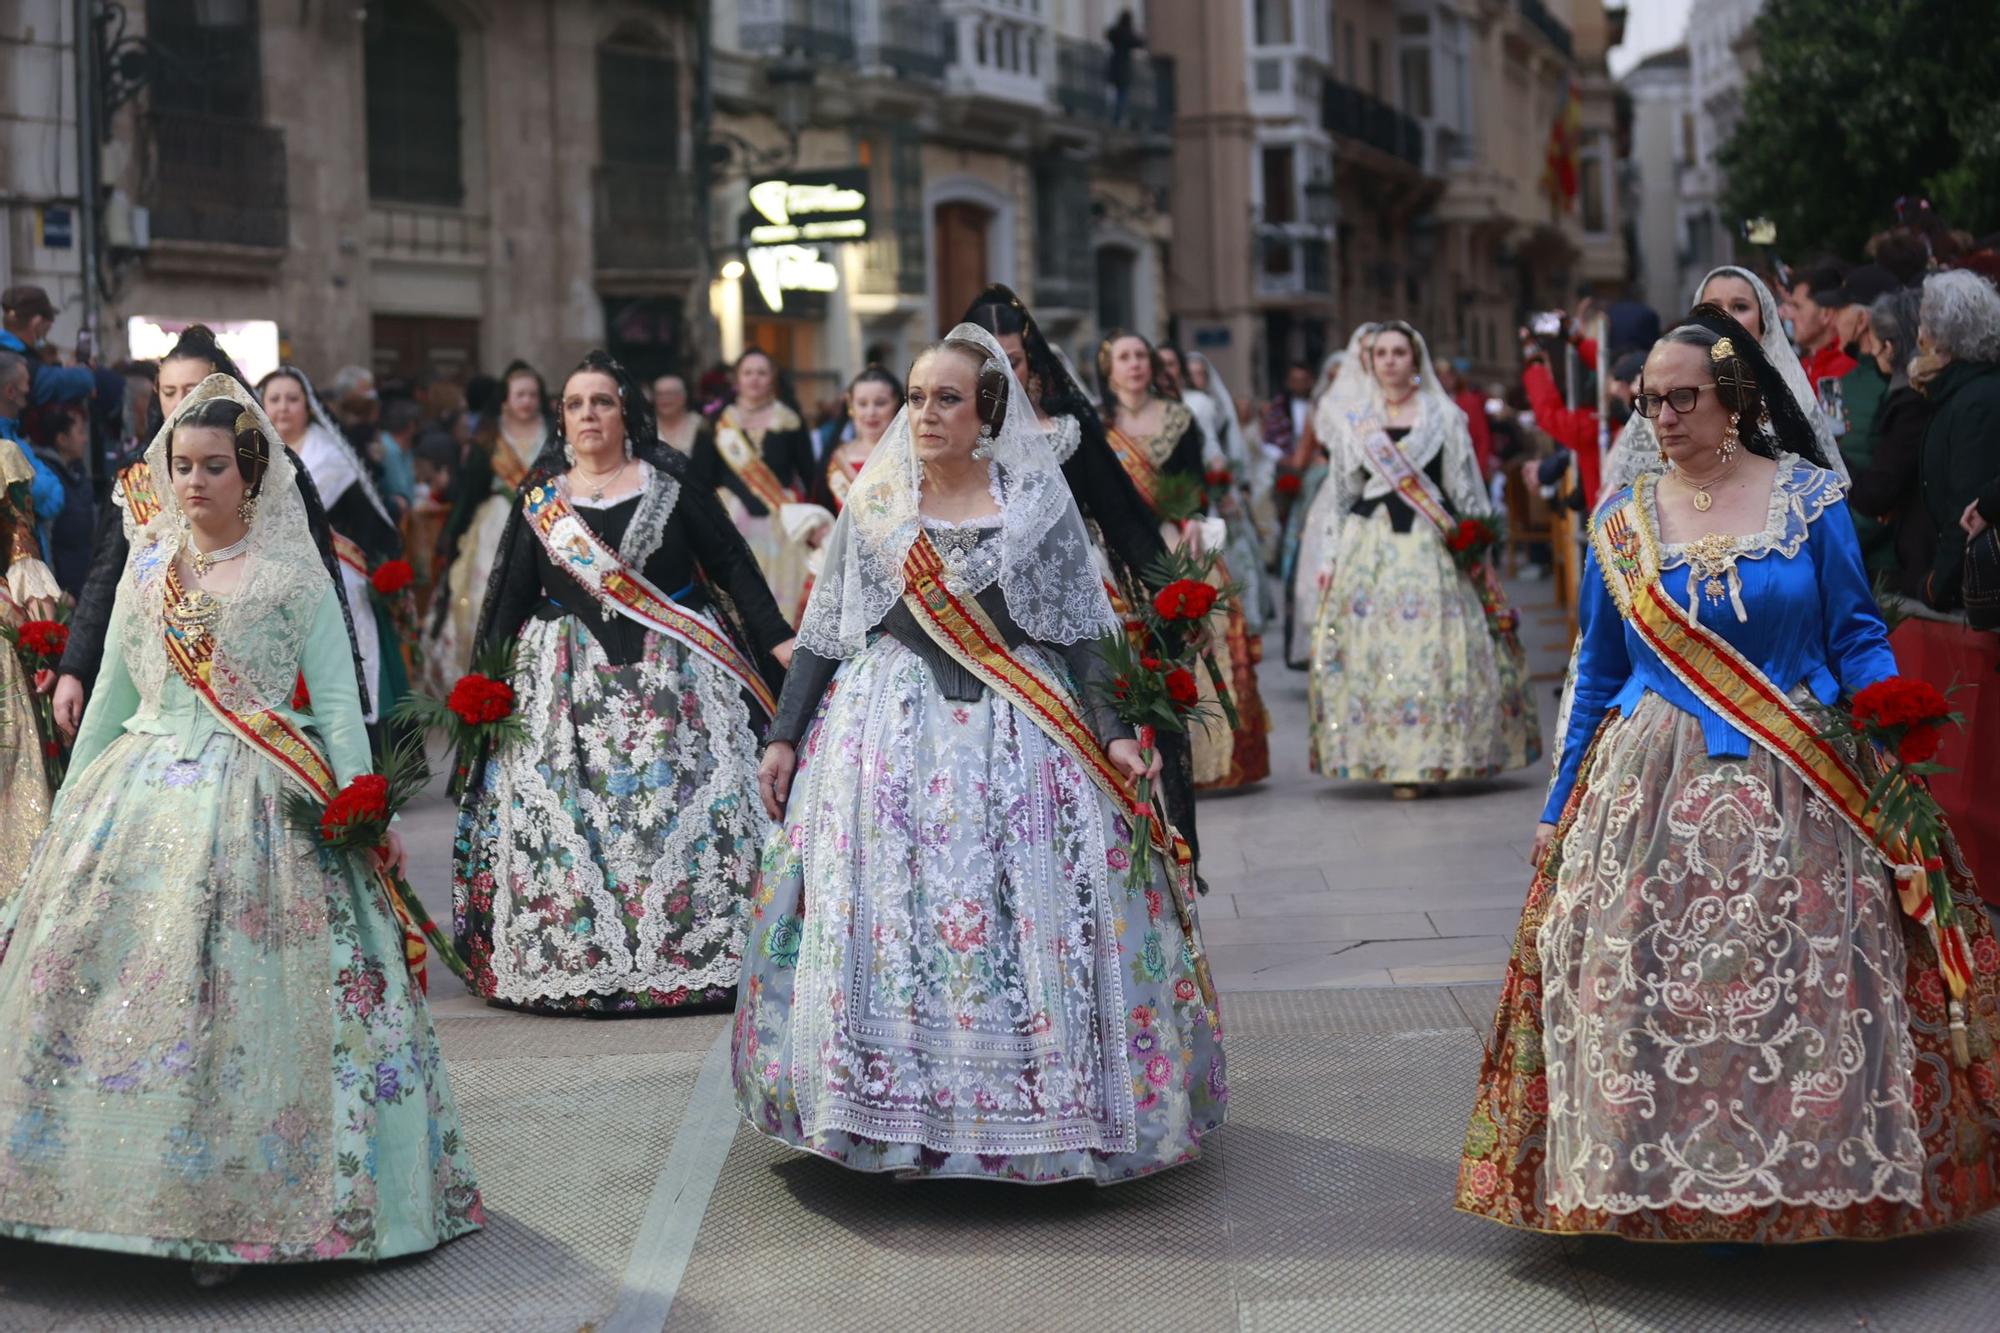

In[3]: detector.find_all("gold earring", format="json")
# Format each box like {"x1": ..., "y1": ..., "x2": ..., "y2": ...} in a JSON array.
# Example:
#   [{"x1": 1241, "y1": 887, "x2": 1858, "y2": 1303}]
[
  {"x1": 238, "y1": 494, "x2": 258, "y2": 524},
  {"x1": 1718, "y1": 418, "x2": 1740, "y2": 462}
]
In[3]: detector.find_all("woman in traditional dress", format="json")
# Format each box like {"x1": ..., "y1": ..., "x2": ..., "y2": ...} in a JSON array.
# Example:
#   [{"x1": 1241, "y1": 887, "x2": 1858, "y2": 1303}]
[
  {"x1": 1276, "y1": 350, "x2": 1348, "y2": 666},
  {"x1": 1101, "y1": 329, "x2": 1271, "y2": 792},
  {"x1": 0, "y1": 377, "x2": 482, "y2": 1275},
  {"x1": 1287, "y1": 328, "x2": 1378, "y2": 668},
  {"x1": 691, "y1": 348, "x2": 817, "y2": 626},
  {"x1": 653, "y1": 372, "x2": 707, "y2": 457},
  {"x1": 51, "y1": 327, "x2": 363, "y2": 742},
  {"x1": 0, "y1": 429, "x2": 59, "y2": 863},
  {"x1": 1307, "y1": 320, "x2": 1539, "y2": 797},
  {"x1": 454, "y1": 352, "x2": 795, "y2": 1015},
  {"x1": 733, "y1": 325, "x2": 1226, "y2": 1183},
  {"x1": 1459, "y1": 307, "x2": 2000, "y2": 1242},
  {"x1": 961, "y1": 286, "x2": 1204, "y2": 868},
  {"x1": 428, "y1": 360, "x2": 553, "y2": 688},
  {"x1": 1185, "y1": 350, "x2": 1272, "y2": 628},
  {"x1": 260, "y1": 365, "x2": 405, "y2": 737}
]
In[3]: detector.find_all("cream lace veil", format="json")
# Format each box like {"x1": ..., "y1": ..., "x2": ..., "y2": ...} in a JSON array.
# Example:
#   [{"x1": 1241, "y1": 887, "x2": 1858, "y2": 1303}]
[
  {"x1": 122, "y1": 374, "x2": 330, "y2": 713},
  {"x1": 796, "y1": 323, "x2": 1121, "y2": 659}
]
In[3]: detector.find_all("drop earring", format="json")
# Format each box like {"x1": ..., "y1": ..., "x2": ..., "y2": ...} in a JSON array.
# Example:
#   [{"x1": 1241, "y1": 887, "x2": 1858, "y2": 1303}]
[
  {"x1": 563, "y1": 437, "x2": 577, "y2": 467},
  {"x1": 1717, "y1": 417, "x2": 1740, "y2": 463},
  {"x1": 238, "y1": 494, "x2": 258, "y2": 524},
  {"x1": 971, "y1": 423, "x2": 994, "y2": 462}
]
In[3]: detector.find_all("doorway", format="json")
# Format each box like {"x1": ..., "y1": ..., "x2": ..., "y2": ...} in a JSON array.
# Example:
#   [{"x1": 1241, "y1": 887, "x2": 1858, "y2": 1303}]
[{"x1": 933, "y1": 201, "x2": 993, "y2": 335}]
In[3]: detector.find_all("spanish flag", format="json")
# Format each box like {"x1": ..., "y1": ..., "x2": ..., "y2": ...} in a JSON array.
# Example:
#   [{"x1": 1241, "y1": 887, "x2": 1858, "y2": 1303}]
[{"x1": 1541, "y1": 78, "x2": 1582, "y2": 211}]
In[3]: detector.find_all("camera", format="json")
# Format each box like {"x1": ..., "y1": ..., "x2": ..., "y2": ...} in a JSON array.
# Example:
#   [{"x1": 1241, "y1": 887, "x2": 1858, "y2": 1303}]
[
  {"x1": 1741, "y1": 218, "x2": 1777, "y2": 246},
  {"x1": 1529, "y1": 311, "x2": 1564, "y2": 338}
]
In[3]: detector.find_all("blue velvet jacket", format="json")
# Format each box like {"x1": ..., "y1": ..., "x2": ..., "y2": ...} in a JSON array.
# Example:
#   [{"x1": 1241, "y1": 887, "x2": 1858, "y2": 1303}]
[{"x1": 1543, "y1": 454, "x2": 1901, "y2": 823}]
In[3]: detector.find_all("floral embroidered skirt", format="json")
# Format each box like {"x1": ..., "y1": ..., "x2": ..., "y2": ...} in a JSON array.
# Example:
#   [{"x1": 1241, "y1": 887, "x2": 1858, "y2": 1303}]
[
  {"x1": 425, "y1": 492, "x2": 510, "y2": 693},
  {"x1": 0, "y1": 643, "x2": 50, "y2": 875},
  {"x1": 737, "y1": 508, "x2": 811, "y2": 631},
  {"x1": 0, "y1": 730, "x2": 483, "y2": 1263},
  {"x1": 732, "y1": 637, "x2": 1228, "y2": 1184},
  {"x1": 1307, "y1": 508, "x2": 1540, "y2": 784},
  {"x1": 454, "y1": 614, "x2": 765, "y2": 1014},
  {"x1": 1192, "y1": 590, "x2": 1272, "y2": 793},
  {"x1": 1279, "y1": 461, "x2": 1329, "y2": 667},
  {"x1": 1458, "y1": 694, "x2": 2000, "y2": 1241}
]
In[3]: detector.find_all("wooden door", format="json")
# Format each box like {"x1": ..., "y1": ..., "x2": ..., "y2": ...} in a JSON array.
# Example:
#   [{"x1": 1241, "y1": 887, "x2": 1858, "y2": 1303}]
[{"x1": 934, "y1": 202, "x2": 992, "y2": 336}]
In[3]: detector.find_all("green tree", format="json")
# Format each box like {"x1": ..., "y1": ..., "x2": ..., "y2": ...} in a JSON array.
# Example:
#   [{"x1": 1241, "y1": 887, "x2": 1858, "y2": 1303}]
[{"x1": 1719, "y1": 0, "x2": 2000, "y2": 259}]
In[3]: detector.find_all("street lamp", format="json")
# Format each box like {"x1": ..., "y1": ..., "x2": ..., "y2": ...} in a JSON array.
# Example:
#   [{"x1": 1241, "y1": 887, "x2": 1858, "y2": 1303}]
[{"x1": 767, "y1": 59, "x2": 817, "y2": 147}]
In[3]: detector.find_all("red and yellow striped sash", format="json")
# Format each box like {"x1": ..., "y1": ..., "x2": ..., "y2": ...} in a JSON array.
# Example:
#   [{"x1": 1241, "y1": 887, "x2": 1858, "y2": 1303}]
[
  {"x1": 331, "y1": 531, "x2": 369, "y2": 580},
  {"x1": 898, "y1": 535, "x2": 1191, "y2": 873},
  {"x1": 118, "y1": 460, "x2": 163, "y2": 529},
  {"x1": 715, "y1": 412, "x2": 796, "y2": 513},
  {"x1": 1592, "y1": 482, "x2": 1972, "y2": 997},
  {"x1": 1355, "y1": 419, "x2": 1454, "y2": 537},
  {"x1": 522, "y1": 482, "x2": 778, "y2": 719},
  {"x1": 1105, "y1": 425, "x2": 1162, "y2": 513}
]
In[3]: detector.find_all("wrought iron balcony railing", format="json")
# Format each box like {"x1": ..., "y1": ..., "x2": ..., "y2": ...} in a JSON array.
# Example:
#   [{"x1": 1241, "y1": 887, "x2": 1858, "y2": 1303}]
[
  {"x1": 593, "y1": 164, "x2": 701, "y2": 273},
  {"x1": 1320, "y1": 79, "x2": 1426, "y2": 169},
  {"x1": 144, "y1": 111, "x2": 288, "y2": 250}
]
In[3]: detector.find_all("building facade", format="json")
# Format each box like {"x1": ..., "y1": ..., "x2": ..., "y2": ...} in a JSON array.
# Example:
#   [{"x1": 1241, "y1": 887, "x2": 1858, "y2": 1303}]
[
  {"x1": 1681, "y1": 0, "x2": 1763, "y2": 273},
  {"x1": 1620, "y1": 45, "x2": 1698, "y2": 319},
  {"x1": 1, "y1": 3, "x2": 87, "y2": 352},
  {"x1": 1158, "y1": 0, "x2": 1621, "y2": 398}
]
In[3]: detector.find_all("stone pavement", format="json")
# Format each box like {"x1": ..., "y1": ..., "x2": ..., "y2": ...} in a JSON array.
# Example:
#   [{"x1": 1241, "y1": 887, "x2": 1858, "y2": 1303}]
[{"x1": 8, "y1": 576, "x2": 2000, "y2": 1330}]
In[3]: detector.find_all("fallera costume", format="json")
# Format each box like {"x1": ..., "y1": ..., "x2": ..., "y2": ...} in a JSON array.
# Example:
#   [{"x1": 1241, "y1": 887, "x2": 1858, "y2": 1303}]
[
  {"x1": 1460, "y1": 454, "x2": 2000, "y2": 1241},
  {"x1": 692, "y1": 400, "x2": 817, "y2": 627},
  {"x1": 455, "y1": 408, "x2": 791, "y2": 1015},
  {"x1": 732, "y1": 325, "x2": 1226, "y2": 1183},
  {"x1": 1307, "y1": 328, "x2": 1540, "y2": 785},
  {"x1": 428, "y1": 414, "x2": 551, "y2": 690},
  {"x1": 0, "y1": 376, "x2": 482, "y2": 1264},
  {"x1": 0, "y1": 435, "x2": 59, "y2": 866}
]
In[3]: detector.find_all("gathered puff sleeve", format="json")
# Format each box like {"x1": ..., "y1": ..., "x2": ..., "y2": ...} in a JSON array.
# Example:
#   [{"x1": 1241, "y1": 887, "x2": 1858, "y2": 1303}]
[
  {"x1": 1540, "y1": 512, "x2": 1633, "y2": 823},
  {"x1": 65, "y1": 592, "x2": 142, "y2": 782},
  {"x1": 297, "y1": 585, "x2": 373, "y2": 788},
  {"x1": 1813, "y1": 496, "x2": 1899, "y2": 697}
]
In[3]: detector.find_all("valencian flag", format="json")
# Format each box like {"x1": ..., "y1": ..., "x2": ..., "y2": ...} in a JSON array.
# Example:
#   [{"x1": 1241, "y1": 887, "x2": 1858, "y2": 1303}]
[{"x1": 1540, "y1": 77, "x2": 1582, "y2": 211}]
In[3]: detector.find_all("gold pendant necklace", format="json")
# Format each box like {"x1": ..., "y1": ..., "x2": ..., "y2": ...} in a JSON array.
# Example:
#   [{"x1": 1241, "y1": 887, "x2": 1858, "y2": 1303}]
[{"x1": 1677, "y1": 453, "x2": 1741, "y2": 512}]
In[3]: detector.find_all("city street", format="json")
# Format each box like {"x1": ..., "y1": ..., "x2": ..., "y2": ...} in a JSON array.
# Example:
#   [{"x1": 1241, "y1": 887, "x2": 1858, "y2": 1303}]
[{"x1": 5, "y1": 576, "x2": 1998, "y2": 1331}]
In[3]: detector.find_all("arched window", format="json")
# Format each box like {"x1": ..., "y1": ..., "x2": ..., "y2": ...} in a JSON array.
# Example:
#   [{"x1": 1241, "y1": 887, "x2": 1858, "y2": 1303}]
[{"x1": 365, "y1": 2, "x2": 463, "y2": 206}]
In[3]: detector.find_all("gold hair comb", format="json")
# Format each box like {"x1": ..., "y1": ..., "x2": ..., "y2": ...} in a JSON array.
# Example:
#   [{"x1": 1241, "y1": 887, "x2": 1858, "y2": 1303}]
[
  {"x1": 235, "y1": 410, "x2": 259, "y2": 435},
  {"x1": 1710, "y1": 337, "x2": 1737, "y2": 362}
]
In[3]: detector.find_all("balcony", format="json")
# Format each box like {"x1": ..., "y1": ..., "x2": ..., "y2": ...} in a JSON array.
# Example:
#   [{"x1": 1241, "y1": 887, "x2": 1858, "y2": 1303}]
[
  {"x1": 1257, "y1": 229, "x2": 1332, "y2": 300},
  {"x1": 1055, "y1": 40, "x2": 1174, "y2": 136},
  {"x1": 1321, "y1": 80, "x2": 1426, "y2": 170},
  {"x1": 737, "y1": 0, "x2": 858, "y2": 62},
  {"x1": 943, "y1": 0, "x2": 1050, "y2": 107},
  {"x1": 1518, "y1": 0, "x2": 1574, "y2": 60},
  {"x1": 860, "y1": 0, "x2": 948, "y2": 80},
  {"x1": 144, "y1": 111, "x2": 288, "y2": 251},
  {"x1": 367, "y1": 204, "x2": 488, "y2": 263},
  {"x1": 592, "y1": 165, "x2": 701, "y2": 275}
]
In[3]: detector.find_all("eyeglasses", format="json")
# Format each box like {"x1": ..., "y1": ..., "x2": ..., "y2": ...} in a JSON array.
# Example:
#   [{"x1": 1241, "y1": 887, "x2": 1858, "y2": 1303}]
[{"x1": 1632, "y1": 383, "x2": 1718, "y2": 419}]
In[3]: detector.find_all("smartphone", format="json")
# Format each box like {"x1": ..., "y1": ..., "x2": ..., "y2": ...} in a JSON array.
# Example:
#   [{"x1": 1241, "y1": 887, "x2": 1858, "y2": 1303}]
[
  {"x1": 1817, "y1": 376, "x2": 1847, "y2": 436},
  {"x1": 1742, "y1": 218, "x2": 1777, "y2": 246},
  {"x1": 1530, "y1": 311, "x2": 1564, "y2": 337},
  {"x1": 75, "y1": 328, "x2": 94, "y2": 364}
]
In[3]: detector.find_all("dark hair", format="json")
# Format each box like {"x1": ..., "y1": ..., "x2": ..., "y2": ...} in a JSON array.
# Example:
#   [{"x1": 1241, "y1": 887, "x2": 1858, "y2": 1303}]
[
  {"x1": 170, "y1": 396, "x2": 271, "y2": 494},
  {"x1": 1659, "y1": 302, "x2": 1827, "y2": 469},
  {"x1": 26, "y1": 401, "x2": 84, "y2": 450},
  {"x1": 558, "y1": 349, "x2": 658, "y2": 459},
  {"x1": 848, "y1": 364, "x2": 902, "y2": 400},
  {"x1": 162, "y1": 324, "x2": 250, "y2": 392},
  {"x1": 924, "y1": 338, "x2": 1011, "y2": 434},
  {"x1": 961, "y1": 282, "x2": 1095, "y2": 424},
  {"x1": 1096, "y1": 328, "x2": 1171, "y2": 418},
  {"x1": 414, "y1": 427, "x2": 459, "y2": 472},
  {"x1": 464, "y1": 373, "x2": 504, "y2": 419},
  {"x1": 500, "y1": 359, "x2": 549, "y2": 413},
  {"x1": 382, "y1": 398, "x2": 424, "y2": 436},
  {"x1": 1868, "y1": 227, "x2": 1932, "y2": 285}
]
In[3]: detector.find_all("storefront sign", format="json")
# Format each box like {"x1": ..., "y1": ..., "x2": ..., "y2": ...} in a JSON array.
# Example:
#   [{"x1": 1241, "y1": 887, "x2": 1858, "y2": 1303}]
[
  {"x1": 744, "y1": 244, "x2": 839, "y2": 316},
  {"x1": 742, "y1": 169, "x2": 871, "y2": 246}
]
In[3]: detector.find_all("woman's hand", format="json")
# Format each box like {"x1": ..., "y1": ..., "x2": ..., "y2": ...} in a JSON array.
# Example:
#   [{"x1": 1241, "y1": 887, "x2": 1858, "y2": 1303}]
[
  {"x1": 771, "y1": 637, "x2": 797, "y2": 670},
  {"x1": 1107, "y1": 737, "x2": 1163, "y2": 783},
  {"x1": 759, "y1": 741, "x2": 797, "y2": 820},
  {"x1": 52, "y1": 673, "x2": 85, "y2": 740},
  {"x1": 1530, "y1": 822, "x2": 1557, "y2": 871},
  {"x1": 1961, "y1": 497, "x2": 1989, "y2": 539},
  {"x1": 375, "y1": 828, "x2": 410, "y2": 879}
]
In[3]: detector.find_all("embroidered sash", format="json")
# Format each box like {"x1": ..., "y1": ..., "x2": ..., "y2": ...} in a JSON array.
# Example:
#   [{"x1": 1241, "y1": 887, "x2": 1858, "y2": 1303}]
[
  {"x1": 116, "y1": 460, "x2": 163, "y2": 532},
  {"x1": 827, "y1": 460, "x2": 856, "y2": 510},
  {"x1": 897, "y1": 534, "x2": 1215, "y2": 1016},
  {"x1": 714, "y1": 408, "x2": 797, "y2": 513},
  {"x1": 157, "y1": 563, "x2": 432, "y2": 988},
  {"x1": 1106, "y1": 425, "x2": 1162, "y2": 511},
  {"x1": 1592, "y1": 479, "x2": 1973, "y2": 999},
  {"x1": 522, "y1": 481, "x2": 778, "y2": 720},
  {"x1": 331, "y1": 531, "x2": 369, "y2": 580}
]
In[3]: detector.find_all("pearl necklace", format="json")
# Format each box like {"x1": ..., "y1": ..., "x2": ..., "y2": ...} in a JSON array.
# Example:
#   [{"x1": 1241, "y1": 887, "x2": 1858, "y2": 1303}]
[{"x1": 189, "y1": 533, "x2": 250, "y2": 578}]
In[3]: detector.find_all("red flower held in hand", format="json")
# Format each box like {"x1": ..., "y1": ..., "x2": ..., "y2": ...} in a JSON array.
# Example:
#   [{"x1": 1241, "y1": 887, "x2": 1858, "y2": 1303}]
[
  {"x1": 1446, "y1": 518, "x2": 1490, "y2": 553},
  {"x1": 1898, "y1": 722, "x2": 1943, "y2": 766},
  {"x1": 15, "y1": 620, "x2": 67, "y2": 660},
  {"x1": 1140, "y1": 655, "x2": 1162, "y2": 672},
  {"x1": 1112, "y1": 674, "x2": 1132, "y2": 700},
  {"x1": 1152, "y1": 579, "x2": 1218, "y2": 622},
  {"x1": 1852, "y1": 677, "x2": 1951, "y2": 732},
  {"x1": 291, "y1": 673, "x2": 312, "y2": 712},
  {"x1": 320, "y1": 774, "x2": 391, "y2": 841},
  {"x1": 1204, "y1": 468, "x2": 1233, "y2": 488},
  {"x1": 1275, "y1": 474, "x2": 1302, "y2": 497},
  {"x1": 448, "y1": 674, "x2": 516, "y2": 726},
  {"x1": 370, "y1": 559, "x2": 415, "y2": 596},
  {"x1": 1164, "y1": 667, "x2": 1199, "y2": 709}
]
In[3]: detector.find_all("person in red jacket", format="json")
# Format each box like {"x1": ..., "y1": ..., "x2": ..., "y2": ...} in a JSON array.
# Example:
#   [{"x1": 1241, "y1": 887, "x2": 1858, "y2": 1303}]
[
  {"x1": 1437, "y1": 357, "x2": 1495, "y2": 479},
  {"x1": 1519, "y1": 325, "x2": 1609, "y2": 509}
]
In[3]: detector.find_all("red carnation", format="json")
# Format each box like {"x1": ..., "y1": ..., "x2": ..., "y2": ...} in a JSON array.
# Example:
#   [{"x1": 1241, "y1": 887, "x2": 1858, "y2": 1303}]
[
  {"x1": 1140, "y1": 655, "x2": 1162, "y2": 671},
  {"x1": 1852, "y1": 677, "x2": 1950, "y2": 732},
  {"x1": 1446, "y1": 519, "x2": 1486, "y2": 553},
  {"x1": 1112, "y1": 674, "x2": 1132, "y2": 700},
  {"x1": 1152, "y1": 579, "x2": 1218, "y2": 622},
  {"x1": 15, "y1": 620, "x2": 67, "y2": 661},
  {"x1": 370, "y1": 559, "x2": 415, "y2": 597},
  {"x1": 320, "y1": 774, "x2": 391, "y2": 841},
  {"x1": 1164, "y1": 667, "x2": 1199, "y2": 709},
  {"x1": 1204, "y1": 468, "x2": 1232, "y2": 488},
  {"x1": 448, "y1": 674, "x2": 516, "y2": 726},
  {"x1": 1275, "y1": 474, "x2": 1302, "y2": 497},
  {"x1": 291, "y1": 673, "x2": 312, "y2": 713},
  {"x1": 1897, "y1": 723, "x2": 1943, "y2": 766}
]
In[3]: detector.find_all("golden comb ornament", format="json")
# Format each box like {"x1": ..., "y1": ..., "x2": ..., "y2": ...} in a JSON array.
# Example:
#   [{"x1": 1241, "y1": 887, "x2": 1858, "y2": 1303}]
[
  {"x1": 1709, "y1": 337, "x2": 1736, "y2": 362},
  {"x1": 1709, "y1": 336, "x2": 1755, "y2": 400},
  {"x1": 235, "y1": 410, "x2": 259, "y2": 435}
]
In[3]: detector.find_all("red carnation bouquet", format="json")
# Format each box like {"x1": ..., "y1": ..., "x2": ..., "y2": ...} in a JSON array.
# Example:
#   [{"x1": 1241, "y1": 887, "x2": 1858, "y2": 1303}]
[
  {"x1": 1092, "y1": 632, "x2": 1216, "y2": 886},
  {"x1": 1150, "y1": 472, "x2": 1208, "y2": 525},
  {"x1": 1202, "y1": 465, "x2": 1235, "y2": 509},
  {"x1": 279, "y1": 730, "x2": 468, "y2": 990},
  {"x1": 1144, "y1": 548, "x2": 1243, "y2": 730},
  {"x1": 1440, "y1": 516, "x2": 1517, "y2": 644},
  {"x1": 1823, "y1": 676, "x2": 1968, "y2": 981},
  {"x1": 1444, "y1": 516, "x2": 1502, "y2": 571},
  {"x1": 1275, "y1": 473, "x2": 1303, "y2": 498},
  {"x1": 3, "y1": 609, "x2": 71, "y2": 786},
  {"x1": 368, "y1": 558, "x2": 424, "y2": 671},
  {"x1": 393, "y1": 638, "x2": 526, "y2": 796}
]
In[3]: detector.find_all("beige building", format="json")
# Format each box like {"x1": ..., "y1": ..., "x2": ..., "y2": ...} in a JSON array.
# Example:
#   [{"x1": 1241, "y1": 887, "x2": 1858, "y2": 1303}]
[{"x1": 1156, "y1": 0, "x2": 1623, "y2": 395}]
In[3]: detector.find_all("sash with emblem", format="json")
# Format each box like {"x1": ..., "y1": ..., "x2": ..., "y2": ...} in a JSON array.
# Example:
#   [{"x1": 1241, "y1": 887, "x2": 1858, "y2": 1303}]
[{"x1": 713, "y1": 405, "x2": 800, "y2": 514}]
